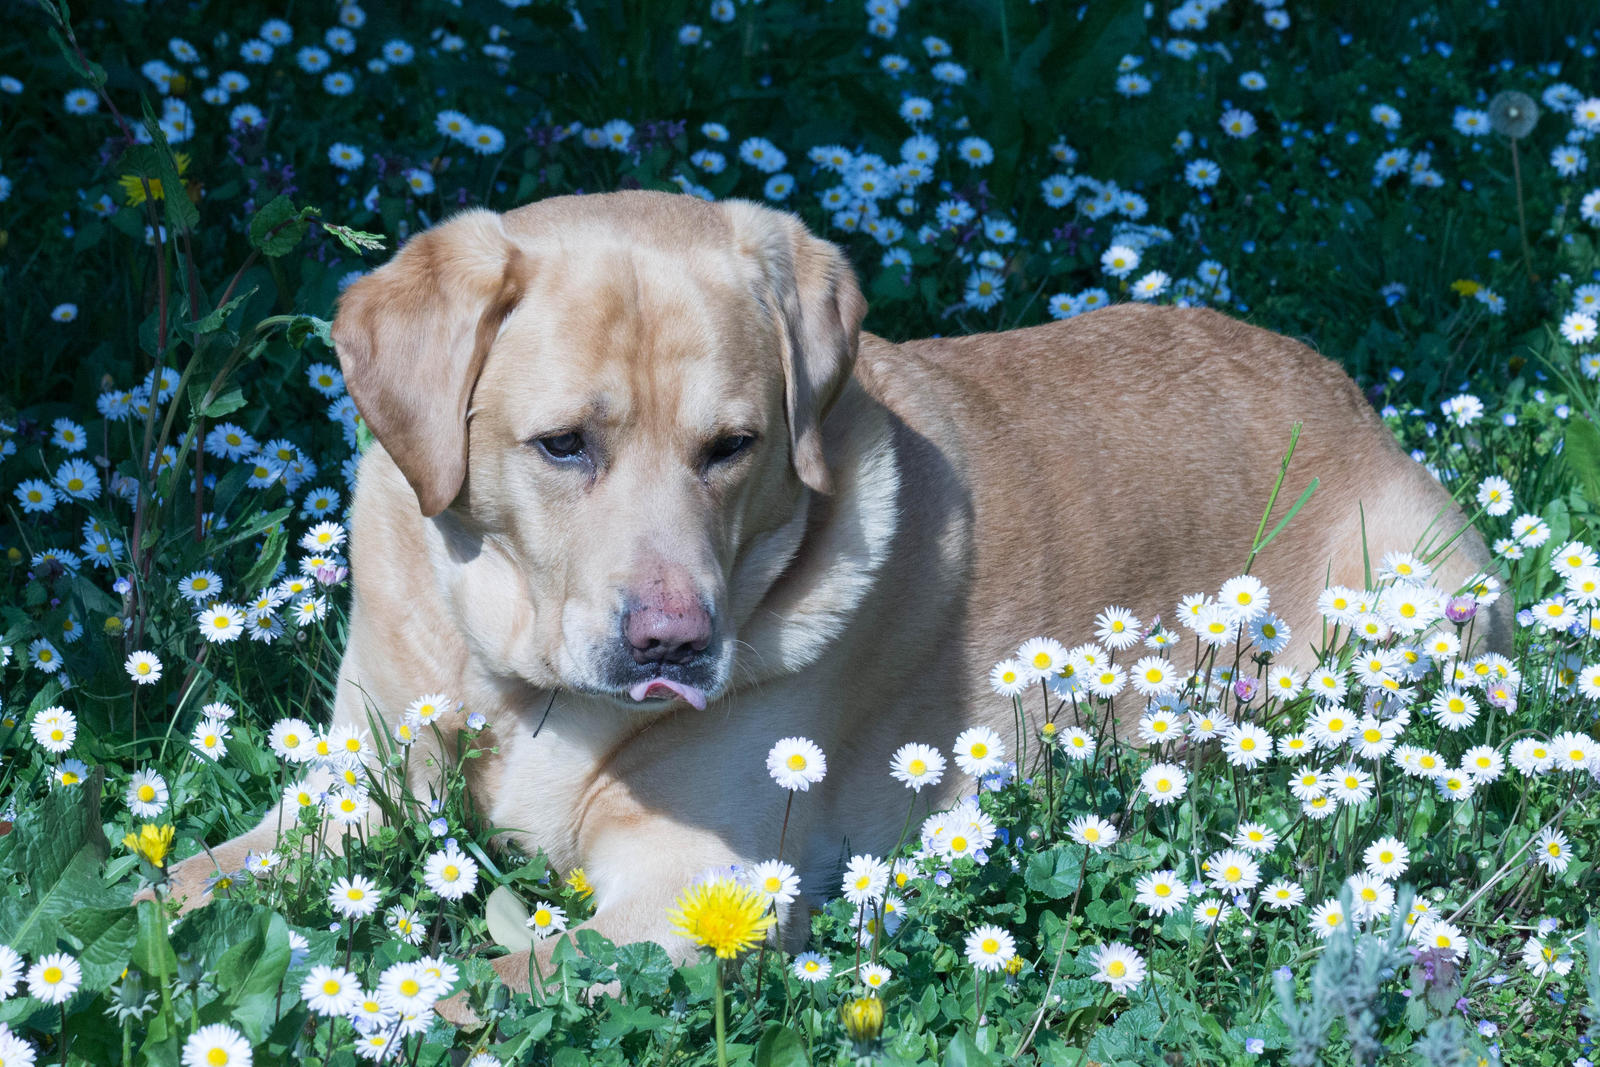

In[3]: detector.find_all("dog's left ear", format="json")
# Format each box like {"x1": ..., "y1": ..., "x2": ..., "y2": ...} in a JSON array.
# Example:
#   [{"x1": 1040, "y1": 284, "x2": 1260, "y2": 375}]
[{"x1": 722, "y1": 201, "x2": 867, "y2": 495}]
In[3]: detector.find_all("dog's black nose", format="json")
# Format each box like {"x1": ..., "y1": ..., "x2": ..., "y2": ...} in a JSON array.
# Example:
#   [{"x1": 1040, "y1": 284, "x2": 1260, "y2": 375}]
[{"x1": 623, "y1": 602, "x2": 712, "y2": 666}]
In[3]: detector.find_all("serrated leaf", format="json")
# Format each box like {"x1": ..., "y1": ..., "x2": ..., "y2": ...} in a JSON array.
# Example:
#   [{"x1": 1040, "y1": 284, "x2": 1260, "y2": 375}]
[
  {"x1": 614, "y1": 940, "x2": 674, "y2": 1000},
  {"x1": 186, "y1": 286, "x2": 258, "y2": 337},
  {"x1": 249, "y1": 196, "x2": 311, "y2": 257},
  {"x1": 137, "y1": 100, "x2": 199, "y2": 234},
  {"x1": 485, "y1": 885, "x2": 536, "y2": 953}
]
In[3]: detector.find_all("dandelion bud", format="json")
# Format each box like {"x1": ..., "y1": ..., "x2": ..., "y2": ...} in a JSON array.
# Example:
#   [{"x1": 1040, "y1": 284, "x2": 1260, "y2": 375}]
[{"x1": 840, "y1": 995, "x2": 885, "y2": 1043}]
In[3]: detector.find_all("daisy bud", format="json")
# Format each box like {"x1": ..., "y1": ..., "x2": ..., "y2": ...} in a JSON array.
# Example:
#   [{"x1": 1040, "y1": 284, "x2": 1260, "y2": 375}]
[{"x1": 1444, "y1": 596, "x2": 1478, "y2": 624}]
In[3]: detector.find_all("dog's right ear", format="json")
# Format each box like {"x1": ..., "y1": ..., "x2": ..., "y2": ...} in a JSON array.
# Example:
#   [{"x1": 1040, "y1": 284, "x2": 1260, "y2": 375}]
[{"x1": 332, "y1": 209, "x2": 526, "y2": 517}]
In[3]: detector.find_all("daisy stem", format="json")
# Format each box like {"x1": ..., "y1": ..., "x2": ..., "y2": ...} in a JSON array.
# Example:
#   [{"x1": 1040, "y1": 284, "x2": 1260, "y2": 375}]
[
  {"x1": 1014, "y1": 694, "x2": 1027, "y2": 784},
  {"x1": 974, "y1": 970, "x2": 984, "y2": 1024},
  {"x1": 60, "y1": 1004, "x2": 68, "y2": 1067},
  {"x1": 713, "y1": 962, "x2": 729, "y2": 1067},
  {"x1": 891, "y1": 790, "x2": 918, "y2": 861},
  {"x1": 774, "y1": 791, "x2": 795, "y2": 867}
]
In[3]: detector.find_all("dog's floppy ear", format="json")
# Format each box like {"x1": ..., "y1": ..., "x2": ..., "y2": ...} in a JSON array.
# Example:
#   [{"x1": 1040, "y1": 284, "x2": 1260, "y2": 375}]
[
  {"x1": 722, "y1": 200, "x2": 867, "y2": 495},
  {"x1": 332, "y1": 209, "x2": 526, "y2": 517}
]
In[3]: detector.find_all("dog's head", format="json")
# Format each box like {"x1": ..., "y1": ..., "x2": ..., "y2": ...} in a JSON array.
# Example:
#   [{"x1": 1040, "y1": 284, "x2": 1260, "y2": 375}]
[{"x1": 331, "y1": 192, "x2": 866, "y2": 710}]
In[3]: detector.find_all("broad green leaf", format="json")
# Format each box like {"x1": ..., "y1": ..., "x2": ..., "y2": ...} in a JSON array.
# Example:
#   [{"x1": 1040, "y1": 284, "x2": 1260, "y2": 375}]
[
  {"x1": 1023, "y1": 844, "x2": 1085, "y2": 899},
  {"x1": 755, "y1": 1023, "x2": 811, "y2": 1067},
  {"x1": 132, "y1": 897, "x2": 178, "y2": 980},
  {"x1": 944, "y1": 1029, "x2": 996, "y2": 1067},
  {"x1": 1564, "y1": 416, "x2": 1600, "y2": 515},
  {"x1": 62, "y1": 906, "x2": 138, "y2": 991},
  {"x1": 213, "y1": 909, "x2": 292, "y2": 1041},
  {"x1": 0, "y1": 775, "x2": 116, "y2": 955}
]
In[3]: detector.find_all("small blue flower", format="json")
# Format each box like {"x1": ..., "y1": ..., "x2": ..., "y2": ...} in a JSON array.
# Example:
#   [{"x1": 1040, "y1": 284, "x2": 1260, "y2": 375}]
[
  {"x1": 429, "y1": 817, "x2": 448, "y2": 837},
  {"x1": 466, "y1": 711, "x2": 487, "y2": 730},
  {"x1": 1246, "y1": 1038, "x2": 1265, "y2": 1054}
]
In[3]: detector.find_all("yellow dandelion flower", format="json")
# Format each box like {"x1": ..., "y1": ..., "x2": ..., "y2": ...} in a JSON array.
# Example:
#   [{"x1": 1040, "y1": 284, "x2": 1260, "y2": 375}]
[
  {"x1": 565, "y1": 867, "x2": 593, "y2": 898},
  {"x1": 119, "y1": 153, "x2": 192, "y2": 206},
  {"x1": 1449, "y1": 278, "x2": 1482, "y2": 297},
  {"x1": 666, "y1": 877, "x2": 775, "y2": 959},
  {"x1": 840, "y1": 995, "x2": 885, "y2": 1043},
  {"x1": 122, "y1": 823, "x2": 175, "y2": 868}
]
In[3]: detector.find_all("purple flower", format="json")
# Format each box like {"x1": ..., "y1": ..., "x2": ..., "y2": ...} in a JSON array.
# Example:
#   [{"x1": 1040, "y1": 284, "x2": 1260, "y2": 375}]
[
  {"x1": 1444, "y1": 595, "x2": 1478, "y2": 624},
  {"x1": 1233, "y1": 676, "x2": 1259, "y2": 703}
]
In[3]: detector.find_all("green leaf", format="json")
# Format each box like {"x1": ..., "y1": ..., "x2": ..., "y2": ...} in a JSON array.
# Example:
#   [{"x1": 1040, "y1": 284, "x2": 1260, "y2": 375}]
[
  {"x1": 188, "y1": 382, "x2": 247, "y2": 421},
  {"x1": 944, "y1": 1029, "x2": 996, "y2": 1067},
  {"x1": 213, "y1": 909, "x2": 291, "y2": 1041},
  {"x1": 137, "y1": 100, "x2": 199, "y2": 234},
  {"x1": 249, "y1": 196, "x2": 312, "y2": 257},
  {"x1": 285, "y1": 314, "x2": 335, "y2": 350},
  {"x1": 131, "y1": 897, "x2": 178, "y2": 980},
  {"x1": 1024, "y1": 844, "x2": 1085, "y2": 899},
  {"x1": 62, "y1": 906, "x2": 139, "y2": 991},
  {"x1": 755, "y1": 1023, "x2": 811, "y2": 1067},
  {"x1": 614, "y1": 940, "x2": 674, "y2": 1000},
  {"x1": 0, "y1": 774, "x2": 117, "y2": 955},
  {"x1": 1565, "y1": 416, "x2": 1600, "y2": 515},
  {"x1": 186, "y1": 286, "x2": 259, "y2": 337}
]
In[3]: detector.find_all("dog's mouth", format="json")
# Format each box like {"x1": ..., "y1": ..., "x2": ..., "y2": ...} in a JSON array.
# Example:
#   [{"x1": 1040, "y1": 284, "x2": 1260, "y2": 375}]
[{"x1": 626, "y1": 677, "x2": 708, "y2": 710}]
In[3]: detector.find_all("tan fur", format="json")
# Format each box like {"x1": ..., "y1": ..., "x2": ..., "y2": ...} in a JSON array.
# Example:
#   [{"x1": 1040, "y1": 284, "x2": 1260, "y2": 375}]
[{"x1": 168, "y1": 191, "x2": 1504, "y2": 997}]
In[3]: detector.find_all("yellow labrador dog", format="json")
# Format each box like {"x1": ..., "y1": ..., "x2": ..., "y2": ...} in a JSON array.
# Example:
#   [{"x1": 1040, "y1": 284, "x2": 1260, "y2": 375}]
[{"x1": 169, "y1": 190, "x2": 1499, "y2": 989}]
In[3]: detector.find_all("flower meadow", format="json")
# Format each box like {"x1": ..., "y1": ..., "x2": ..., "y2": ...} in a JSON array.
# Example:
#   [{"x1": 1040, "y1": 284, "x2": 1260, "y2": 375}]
[{"x1": 5, "y1": 0, "x2": 1600, "y2": 1063}]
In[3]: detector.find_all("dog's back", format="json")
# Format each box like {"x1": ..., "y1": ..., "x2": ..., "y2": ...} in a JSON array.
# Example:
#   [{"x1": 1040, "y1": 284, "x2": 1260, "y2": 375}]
[{"x1": 854, "y1": 303, "x2": 1505, "y2": 697}]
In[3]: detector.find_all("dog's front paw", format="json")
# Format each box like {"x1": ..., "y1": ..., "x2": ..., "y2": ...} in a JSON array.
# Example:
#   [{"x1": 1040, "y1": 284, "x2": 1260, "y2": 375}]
[{"x1": 157, "y1": 853, "x2": 230, "y2": 915}]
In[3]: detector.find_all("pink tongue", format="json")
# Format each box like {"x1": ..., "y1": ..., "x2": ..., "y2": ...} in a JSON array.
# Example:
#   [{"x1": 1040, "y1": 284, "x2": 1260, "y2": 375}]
[{"x1": 628, "y1": 678, "x2": 708, "y2": 710}]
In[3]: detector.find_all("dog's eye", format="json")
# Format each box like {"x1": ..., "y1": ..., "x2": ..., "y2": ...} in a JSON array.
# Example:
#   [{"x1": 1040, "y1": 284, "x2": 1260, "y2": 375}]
[
  {"x1": 536, "y1": 431, "x2": 587, "y2": 461},
  {"x1": 707, "y1": 434, "x2": 755, "y2": 465}
]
